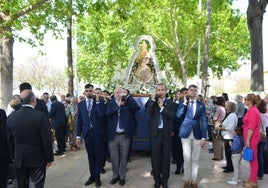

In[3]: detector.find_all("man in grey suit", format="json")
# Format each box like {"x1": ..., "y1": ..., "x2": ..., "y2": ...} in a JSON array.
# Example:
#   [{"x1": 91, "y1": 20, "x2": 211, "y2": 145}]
[
  {"x1": 145, "y1": 83, "x2": 175, "y2": 188},
  {"x1": 7, "y1": 90, "x2": 54, "y2": 188},
  {"x1": 176, "y1": 84, "x2": 207, "y2": 188}
]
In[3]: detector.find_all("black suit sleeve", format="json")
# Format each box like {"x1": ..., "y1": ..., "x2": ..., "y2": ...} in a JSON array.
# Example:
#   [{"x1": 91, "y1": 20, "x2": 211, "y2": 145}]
[
  {"x1": 39, "y1": 114, "x2": 54, "y2": 163},
  {"x1": 0, "y1": 109, "x2": 10, "y2": 161},
  {"x1": 162, "y1": 100, "x2": 176, "y2": 120},
  {"x1": 145, "y1": 98, "x2": 158, "y2": 116}
]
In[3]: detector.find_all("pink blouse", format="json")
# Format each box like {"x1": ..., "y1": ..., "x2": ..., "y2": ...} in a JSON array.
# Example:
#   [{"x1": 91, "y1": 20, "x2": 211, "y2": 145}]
[
  {"x1": 242, "y1": 106, "x2": 261, "y2": 143},
  {"x1": 213, "y1": 106, "x2": 226, "y2": 122}
]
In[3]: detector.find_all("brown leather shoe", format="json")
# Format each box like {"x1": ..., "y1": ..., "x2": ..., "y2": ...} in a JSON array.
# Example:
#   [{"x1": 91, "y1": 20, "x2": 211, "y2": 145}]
[
  {"x1": 242, "y1": 179, "x2": 250, "y2": 185},
  {"x1": 183, "y1": 181, "x2": 190, "y2": 188},
  {"x1": 243, "y1": 181, "x2": 258, "y2": 188},
  {"x1": 191, "y1": 182, "x2": 198, "y2": 188}
]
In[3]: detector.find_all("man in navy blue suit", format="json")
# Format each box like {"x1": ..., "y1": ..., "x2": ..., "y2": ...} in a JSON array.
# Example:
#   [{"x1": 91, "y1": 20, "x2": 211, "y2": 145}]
[
  {"x1": 76, "y1": 84, "x2": 106, "y2": 187},
  {"x1": 105, "y1": 87, "x2": 140, "y2": 186},
  {"x1": 176, "y1": 84, "x2": 207, "y2": 188},
  {"x1": 49, "y1": 95, "x2": 67, "y2": 155}
]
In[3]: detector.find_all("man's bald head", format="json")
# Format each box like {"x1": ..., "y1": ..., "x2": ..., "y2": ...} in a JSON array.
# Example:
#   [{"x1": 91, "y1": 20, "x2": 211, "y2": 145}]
[{"x1": 20, "y1": 89, "x2": 36, "y2": 106}]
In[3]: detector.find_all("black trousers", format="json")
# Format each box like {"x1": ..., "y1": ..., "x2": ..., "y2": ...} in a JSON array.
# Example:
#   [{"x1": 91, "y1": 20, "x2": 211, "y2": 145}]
[
  {"x1": 55, "y1": 125, "x2": 66, "y2": 153},
  {"x1": 16, "y1": 166, "x2": 46, "y2": 188},
  {"x1": 172, "y1": 135, "x2": 184, "y2": 170},
  {"x1": 0, "y1": 162, "x2": 8, "y2": 188},
  {"x1": 224, "y1": 139, "x2": 233, "y2": 170},
  {"x1": 151, "y1": 129, "x2": 171, "y2": 184}
]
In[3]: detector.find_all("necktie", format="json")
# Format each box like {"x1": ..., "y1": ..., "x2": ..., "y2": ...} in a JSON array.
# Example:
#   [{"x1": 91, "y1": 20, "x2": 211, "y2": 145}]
[
  {"x1": 87, "y1": 100, "x2": 92, "y2": 130},
  {"x1": 190, "y1": 100, "x2": 194, "y2": 117},
  {"x1": 87, "y1": 100, "x2": 92, "y2": 118},
  {"x1": 159, "y1": 114, "x2": 163, "y2": 127}
]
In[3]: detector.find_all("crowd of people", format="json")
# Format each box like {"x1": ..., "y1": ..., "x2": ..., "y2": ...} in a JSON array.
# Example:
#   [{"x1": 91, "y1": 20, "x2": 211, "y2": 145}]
[{"x1": 0, "y1": 82, "x2": 268, "y2": 188}]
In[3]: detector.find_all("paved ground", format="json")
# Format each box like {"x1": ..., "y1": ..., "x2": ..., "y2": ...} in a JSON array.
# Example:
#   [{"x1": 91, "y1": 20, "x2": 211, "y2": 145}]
[{"x1": 8, "y1": 142, "x2": 268, "y2": 188}]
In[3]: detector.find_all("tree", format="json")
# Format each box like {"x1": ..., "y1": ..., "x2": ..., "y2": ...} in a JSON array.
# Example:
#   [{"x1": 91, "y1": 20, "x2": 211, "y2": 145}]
[
  {"x1": 76, "y1": 0, "x2": 250, "y2": 91},
  {"x1": 247, "y1": 0, "x2": 268, "y2": 92},
  {"x1": 0, "y1": 0, "x2": 87, "y2": 109},
  {"x1": 201, "y1": 0, "x2": 211, "y2": 94},
  {"x1": 14, "y1": 56, "x2": 68, "y2": 95},
  {"x1": 67, "y1": 0, "x2": 74, "y2": 97}
]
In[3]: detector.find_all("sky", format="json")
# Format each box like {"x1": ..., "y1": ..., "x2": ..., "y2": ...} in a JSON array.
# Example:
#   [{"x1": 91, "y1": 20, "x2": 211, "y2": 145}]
[{"x1": 13, "y1": 0, "x2": 268, "y2": 73}]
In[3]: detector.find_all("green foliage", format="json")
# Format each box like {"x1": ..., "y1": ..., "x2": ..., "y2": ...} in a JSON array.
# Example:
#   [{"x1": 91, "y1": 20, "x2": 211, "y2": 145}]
[
  {"x1": 76, "y1": 0, "x2": 250, "y2": 88},
  {"x1": 1, "y1": 0, "x2": 88, "y2": 45}
]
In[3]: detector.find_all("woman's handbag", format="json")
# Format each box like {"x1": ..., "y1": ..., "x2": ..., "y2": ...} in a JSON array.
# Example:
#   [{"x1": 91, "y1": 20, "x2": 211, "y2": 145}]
[
  {"x1": 214, "y1": 131, "x2": 223, "y2": 141},
  {"x1": 214, "y1": 120, "x2": 222, "y2": 131},
  {"x1": 243, "y1": 147, "x2": 253, "y2": 162}
]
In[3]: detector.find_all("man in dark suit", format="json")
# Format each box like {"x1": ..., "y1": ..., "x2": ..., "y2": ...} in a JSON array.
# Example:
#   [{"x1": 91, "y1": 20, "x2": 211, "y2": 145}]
[
  {"x1": 19, "y1": 82, "x2": 48, "y2": 117},
  {"x1": 0, "y1": 109, "x2": 9, "y2": 188},
  {"x1": 145, "y1": 83, "x2": 175, "y2": 188},
  {"x1": 105, "y1": 87, "x2": 140, "y2": 186},
  {"x1": 176, "y1": 84, "x2": 207, "y2": 188},
  {"x1": 49, "y1": 95, "x2": 67, "y2": 155},
  {"x1": 76, "y1": 84, "x2": 106, "y2": 187},
  {"x1": 7, "y1": 90, "x2": 54, "y2": 188},
  {"x1": 172, "y1": 88, "x2": 187, "y2": 175}
]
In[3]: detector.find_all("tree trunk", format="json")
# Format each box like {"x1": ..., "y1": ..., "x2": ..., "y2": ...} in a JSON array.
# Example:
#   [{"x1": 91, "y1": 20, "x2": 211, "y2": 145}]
[
  {"x1": 0, "y1": 34, "x2": 14, "y2": 109},
  {"x1": 67, "y1": 3, "x2": 74, "y2": 97},
  {"x1": 201, "y1": 0, "x2": 211, "y2": 97},
  {"x1": 177, "y1": 55, "x2": 187, "y2": 87},
  {"x1": 247, "y1": 0, "x2": 266, "y2": 92}
]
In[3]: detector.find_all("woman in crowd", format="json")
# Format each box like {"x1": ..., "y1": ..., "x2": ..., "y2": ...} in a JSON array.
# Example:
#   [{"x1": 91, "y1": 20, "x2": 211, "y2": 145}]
[
  {"x1": 264, "y1": 95, "x2": 268, "y2": 146},
  {"x1": 206, "y1": 96, "x2": 217, "y2": 143},
  {"x1": 219, "y1": 101, "x2": 238, "y2": 173},
  {"x1": 212, "y1": 96, "x2": 226, "y2": 161},
  {"x1": 69, "y1": 97, "x2": 79, "y2": 151},
  {"x1": 256, "y1": 99, "x2": 267, "y2": 180},
  {"x1": 242, "y1": 94, "x2": 261, "y2": 188},
  {"x1": 235, "y1": 95, "x2": 246, "y2": 127}
]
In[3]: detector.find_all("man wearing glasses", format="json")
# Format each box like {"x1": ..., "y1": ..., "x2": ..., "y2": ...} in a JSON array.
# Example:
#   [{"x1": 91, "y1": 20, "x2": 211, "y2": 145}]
[{"x1": 76, "y1": 84, "x2": 106, "y2": 187}]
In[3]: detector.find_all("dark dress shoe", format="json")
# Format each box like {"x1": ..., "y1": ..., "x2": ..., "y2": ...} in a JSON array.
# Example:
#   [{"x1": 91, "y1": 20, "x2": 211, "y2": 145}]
[
  {"x1": 162, "y1": 183, "x2": 169, "y2": 188},
  {"x1": 85, "y1": 176, "x2": 95, "y2": 186},
  {"x1": 101, "y1": 168, "x2": 105, "y2": 174},
  {"x1": 154, "y1": 183, "x2": 160, "y2": 188},
  {"x1": 95, "y1": 178, "x2": 101, "y2": 187},
  {"x1": 208, "y1": 149, "x2": 214, "y2": 153},
  {"x1": 110, "y1": 177, "x2": 119, "y2": 185},
  {"x1": 150, "y1": 170, "x2": 154, "y2": 176},
  {"x1": 222, "y1": 166, "x2": 228, "y2": 169},
  {"x1": 212, "y1": 158, "x2": 221, "y2": 161},
  {"x1": 175, "y1": 169, "x2": 180, "y2": 175},
  {"x1": 54, "y1": 151, "x2": 64, "y2": 156},
  {"x1": 119, "y1": 179, "x2": 125, "y2": 186},
  {"x1": 223, "y1": 169, "x2": 234, "y2": 173}
]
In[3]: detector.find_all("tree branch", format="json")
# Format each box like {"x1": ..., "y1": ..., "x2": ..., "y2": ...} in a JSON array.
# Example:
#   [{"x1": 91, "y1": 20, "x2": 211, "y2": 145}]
[
  {"x1": 182, "y1": 41, "x2": 196, "y2": 59},
  {"x1": 150, "y1": 31, "x2": 174, "y2": 50},
  {"x1": 260, "y1": 0, "x2": 268, "y2": 14},
  {"x1": 11, "y1": 0, "x2": 48, "y2": 21}
]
